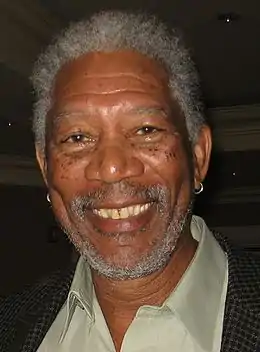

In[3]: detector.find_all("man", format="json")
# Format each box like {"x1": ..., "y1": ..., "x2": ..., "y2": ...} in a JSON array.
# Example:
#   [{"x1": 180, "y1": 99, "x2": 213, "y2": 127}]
[{"x1": 1, "y1": 10, "x2": 260, "y2": 352}]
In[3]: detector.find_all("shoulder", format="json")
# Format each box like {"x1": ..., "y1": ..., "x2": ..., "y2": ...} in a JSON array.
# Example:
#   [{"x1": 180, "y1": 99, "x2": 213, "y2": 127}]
[
  {"x1": 214, "y1": 231, "x2": 260, "y2": 306},
  {"x1": 215, "y1": 230, "x2": 260, "y2": 275},
  {"x1": 228, "y1": 248, "x2": 260, "y2": 287},
  {"x1": 0, "y1": 264, "x2": 75, "y2": 330}
]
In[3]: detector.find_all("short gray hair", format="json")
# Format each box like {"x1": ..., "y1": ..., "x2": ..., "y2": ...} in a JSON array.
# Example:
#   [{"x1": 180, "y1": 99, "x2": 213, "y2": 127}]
[{"x1": 31, "y1": 10, "x2": 205, "y2": 151}]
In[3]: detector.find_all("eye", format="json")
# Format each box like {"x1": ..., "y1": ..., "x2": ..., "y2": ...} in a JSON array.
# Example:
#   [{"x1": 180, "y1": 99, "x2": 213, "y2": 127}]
[
  {"x1": 136, "y1": 125, "x2": 164, "y2": 136},
  {"x1": 61, "y1": 133, "x2": 95, "y2": 144}
]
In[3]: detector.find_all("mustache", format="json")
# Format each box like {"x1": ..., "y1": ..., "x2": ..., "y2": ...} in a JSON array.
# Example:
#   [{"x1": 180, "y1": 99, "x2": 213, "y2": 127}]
[{"x1": 69, "y1": 181, "x2": 170, "y2": 218}]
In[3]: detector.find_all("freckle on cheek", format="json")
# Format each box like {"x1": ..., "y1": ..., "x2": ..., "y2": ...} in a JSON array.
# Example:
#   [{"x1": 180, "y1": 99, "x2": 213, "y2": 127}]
[
  {"x1": 165, "y1": 151, "x2": 177, "y2": 161},
  {"x1": 68, "y1": 160, "x2": 75, "y2": 167},
  {"x1": 62, "y1": 162, "x2": 71, "y2": 171},
  {"x1": 148, "y1": 147, "x2": 158, "y2": 153}
]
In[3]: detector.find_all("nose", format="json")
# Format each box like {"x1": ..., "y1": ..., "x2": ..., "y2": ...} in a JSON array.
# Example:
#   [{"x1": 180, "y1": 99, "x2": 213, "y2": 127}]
[{"x1": 85, "y1": 143, "x2": 145, "y2": 183}]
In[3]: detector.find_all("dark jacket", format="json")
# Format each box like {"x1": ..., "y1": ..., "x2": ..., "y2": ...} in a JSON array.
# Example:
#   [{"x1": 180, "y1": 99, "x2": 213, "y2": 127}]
[{"x1": 1, "y1": 233, "x2": 260, "y2": 352}]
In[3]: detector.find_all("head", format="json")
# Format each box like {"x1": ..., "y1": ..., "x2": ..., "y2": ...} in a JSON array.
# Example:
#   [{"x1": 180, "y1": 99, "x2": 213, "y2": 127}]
[{"x1": 32, "y1": 11, "x2": 212, "y2": 280}]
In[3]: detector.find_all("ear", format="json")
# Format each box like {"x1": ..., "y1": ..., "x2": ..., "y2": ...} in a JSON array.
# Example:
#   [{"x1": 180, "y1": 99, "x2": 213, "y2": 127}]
[
  {"x1": 192, "y1": 125, "x2": 212, "y2": 189},
  {"x1": 36, "y1": 146, "x2": 48, "y2": 187}
]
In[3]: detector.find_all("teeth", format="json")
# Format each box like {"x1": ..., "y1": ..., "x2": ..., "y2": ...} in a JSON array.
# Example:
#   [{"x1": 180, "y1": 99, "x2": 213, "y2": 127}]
[
  {"x1": 119, "y1": 207, "x2": 129, "y2": 219},
  {"x1": 94, "y1": 203, "x2": 151, "y2": 219},
  {"x1": 99, "y1": 209, "x2": 109, "y2": 218},
  {"x1": 133, "y1": 205, "x2": 141, "y2": 216},
  {"x1": 112, "y1": 209, "x2": 120, "y2": 220},
  {"x1": 128, "y1": 206, "x2": 134, "y2": 216}
]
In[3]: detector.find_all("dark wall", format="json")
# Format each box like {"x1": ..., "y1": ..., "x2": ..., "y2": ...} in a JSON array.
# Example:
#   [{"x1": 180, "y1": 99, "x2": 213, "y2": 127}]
[{"x1": 0, "y1": 185, "x2": 71, "y2": 296}]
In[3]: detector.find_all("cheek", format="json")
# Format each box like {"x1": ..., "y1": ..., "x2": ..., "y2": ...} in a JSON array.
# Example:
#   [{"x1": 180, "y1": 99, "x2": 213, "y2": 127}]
[
  {"x1": 45, "y1": 153, "x2": 89, "y2": 229},
  {"x1": 136, "y1": 141, "x2": 193, "y2": 208},
  {"x1": 46, "y1": 152, "x2": 87, "y2": 197},
  {"x1": 137, "y1": 141, "x2": 190, "y2": 186}
]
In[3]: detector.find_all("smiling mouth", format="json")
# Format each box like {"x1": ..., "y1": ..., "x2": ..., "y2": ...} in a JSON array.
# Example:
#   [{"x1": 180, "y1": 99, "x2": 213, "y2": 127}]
[{"x1": 92, "y1": 203, "x2": 152, "y2": 220}]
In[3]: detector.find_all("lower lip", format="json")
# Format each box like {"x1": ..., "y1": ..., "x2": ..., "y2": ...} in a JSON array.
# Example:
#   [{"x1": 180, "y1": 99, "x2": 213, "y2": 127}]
[{"x1": 87, "y1": 206, "x2": 155, "y2": 234}]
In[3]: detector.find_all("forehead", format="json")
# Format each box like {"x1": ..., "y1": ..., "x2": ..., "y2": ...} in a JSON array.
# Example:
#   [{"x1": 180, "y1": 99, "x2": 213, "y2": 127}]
[
  {"x1": 53, "y1": 51, "x2": 171, "y2": 103},
  {"x1": 55, "y1": 50, "x2": 169, "y2": 82}
]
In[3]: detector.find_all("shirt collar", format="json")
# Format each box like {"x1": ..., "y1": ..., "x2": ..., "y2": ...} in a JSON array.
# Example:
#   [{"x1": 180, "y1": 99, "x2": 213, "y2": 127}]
[
  {"x1": 61, "y1": 215, "x2": 227, "y2": 350},
  {"x1": 164, "y1": 215, "x2": 228, "y2": 351},
  {"x1": 60, "y1": 256, "x2": 94, "y2": 341}
]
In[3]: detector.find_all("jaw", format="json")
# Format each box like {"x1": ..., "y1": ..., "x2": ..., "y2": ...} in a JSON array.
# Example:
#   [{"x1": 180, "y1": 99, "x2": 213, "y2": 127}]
[{"x1": 63, "y1": 201, "x2": 191, "y2": 280}]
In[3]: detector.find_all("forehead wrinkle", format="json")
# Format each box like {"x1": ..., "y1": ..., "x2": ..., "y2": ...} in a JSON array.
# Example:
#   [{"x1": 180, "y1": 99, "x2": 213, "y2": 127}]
[
  {"x1": 73, "y1": 72, "x2": 166, "y2": 82},
  {"x1": 57, "y1": 72, "x2": 167, "y2": 95},
  {"x1": 58, "y1": 88, "x2": 157, "y2": 97}
]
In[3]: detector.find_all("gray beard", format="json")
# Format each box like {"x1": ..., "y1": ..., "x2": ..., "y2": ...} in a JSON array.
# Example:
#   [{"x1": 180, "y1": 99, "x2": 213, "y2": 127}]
[{"x1": 62, "y1": 183, "x2": 193, "y2": 280}]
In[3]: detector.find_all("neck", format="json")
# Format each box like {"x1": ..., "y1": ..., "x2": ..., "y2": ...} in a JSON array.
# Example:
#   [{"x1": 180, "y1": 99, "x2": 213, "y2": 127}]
[
  {"x1": 93, "y1": 230, "x2": 197, "y2": 312},
  {"x1": 92, "y1": 229, "x2": 197, "y2": 351}
]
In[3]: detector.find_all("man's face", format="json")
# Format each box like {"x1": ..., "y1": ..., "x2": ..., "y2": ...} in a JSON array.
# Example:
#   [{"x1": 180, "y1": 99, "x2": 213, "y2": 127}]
[{"x1": 37, "y1": 51, "x2": 207, "y2": 279}]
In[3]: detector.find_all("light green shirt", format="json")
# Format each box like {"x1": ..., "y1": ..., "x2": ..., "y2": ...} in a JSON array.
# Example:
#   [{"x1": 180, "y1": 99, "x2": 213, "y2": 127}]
[{"x1": 38, "y1": 216, "x2": 228, "y2": 352}]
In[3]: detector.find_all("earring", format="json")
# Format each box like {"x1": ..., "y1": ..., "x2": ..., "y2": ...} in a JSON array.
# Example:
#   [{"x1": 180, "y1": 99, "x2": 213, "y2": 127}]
[
  {"x1": 46, "y1": 193, "x2": 51, "y2": 203},
  {"x1": 194, "y1": 182, "x2": 203, "y2": 195}
]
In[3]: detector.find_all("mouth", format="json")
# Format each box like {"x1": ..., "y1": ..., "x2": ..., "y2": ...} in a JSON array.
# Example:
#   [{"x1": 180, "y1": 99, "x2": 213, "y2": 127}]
[
  {"x1": 92, "y1": 203, "x2": 152, "y2": 220},
  {"x1": 85, "y1": 202, "x2": 155, "y2": 234}
]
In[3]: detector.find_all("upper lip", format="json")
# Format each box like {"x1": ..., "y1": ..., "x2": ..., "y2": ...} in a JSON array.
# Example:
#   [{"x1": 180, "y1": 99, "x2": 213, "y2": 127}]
[{"x1": 90, "y1": 199, "x2": 152, "y2": 210}]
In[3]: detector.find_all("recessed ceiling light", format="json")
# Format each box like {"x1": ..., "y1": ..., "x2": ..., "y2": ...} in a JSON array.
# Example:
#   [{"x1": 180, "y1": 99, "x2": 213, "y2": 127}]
[{"x1": 217, "y1": 13, "x2": 240, "y2": 23}]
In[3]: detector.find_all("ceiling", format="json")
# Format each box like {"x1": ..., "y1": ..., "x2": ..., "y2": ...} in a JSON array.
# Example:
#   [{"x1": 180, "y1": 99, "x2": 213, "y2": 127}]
[
  {"x1": 0, "y1": 0, "x2": 260, "y2": 228},
  {"x1": 1, "y1": 0, "x2": 260, "y2": 148}
]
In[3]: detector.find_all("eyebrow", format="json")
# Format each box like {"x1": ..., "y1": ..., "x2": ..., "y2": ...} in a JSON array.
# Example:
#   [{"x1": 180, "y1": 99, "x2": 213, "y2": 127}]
[
  {"x1": 51, "y1": 105, "x2": 169, "y2": 126},
  {"x1": 51, "y1": 111, "x2": 87, "y2": 124},
  {"x1": 126, "y1": 106, "x2": 169, "y2": 118}
]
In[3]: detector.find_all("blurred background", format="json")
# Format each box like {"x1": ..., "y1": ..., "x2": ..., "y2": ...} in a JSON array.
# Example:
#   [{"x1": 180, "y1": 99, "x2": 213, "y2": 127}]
[{"x1": 1, "y1": 0, "x2": 260, "y2": 296}]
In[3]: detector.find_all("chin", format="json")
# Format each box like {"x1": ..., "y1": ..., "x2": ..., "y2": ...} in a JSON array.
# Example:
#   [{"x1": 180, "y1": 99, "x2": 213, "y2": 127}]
[{"x1": 73, "y1": 233, "x2": 175, "y2": 280}]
